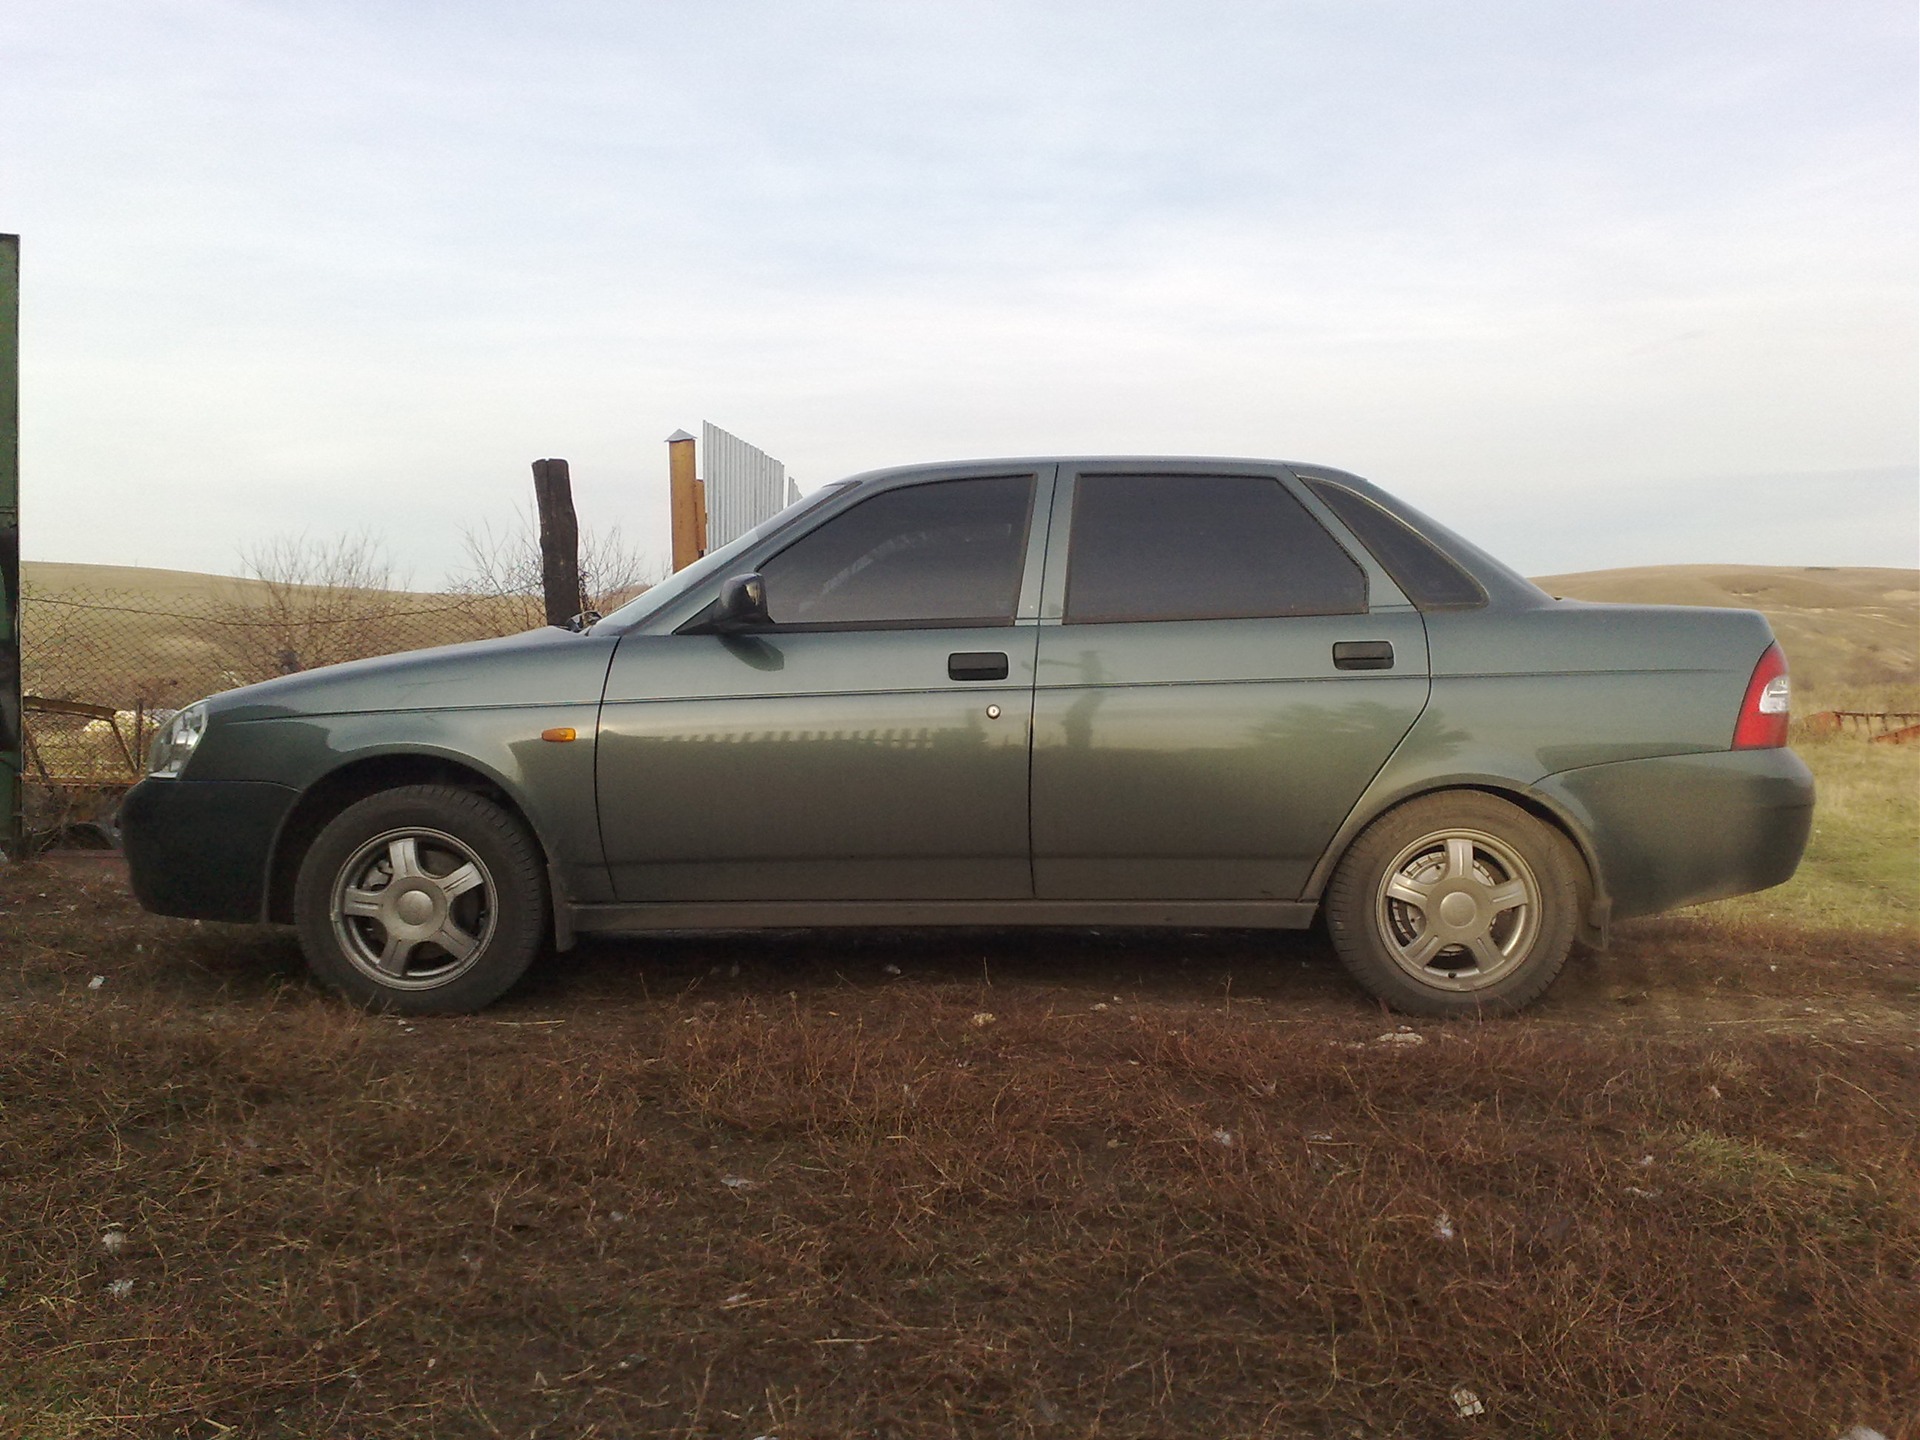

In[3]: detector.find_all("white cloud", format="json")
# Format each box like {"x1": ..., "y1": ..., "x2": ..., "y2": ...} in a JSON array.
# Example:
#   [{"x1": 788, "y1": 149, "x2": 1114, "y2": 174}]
[{"x1": 2, "y1": 0, "x2": 1913, "y2": 580}]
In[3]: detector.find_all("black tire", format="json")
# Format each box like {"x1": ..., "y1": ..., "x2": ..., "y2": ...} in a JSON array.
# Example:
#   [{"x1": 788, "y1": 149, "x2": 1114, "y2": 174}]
[
  {"x1": 293, "y1": 785, "x2": 547, "y2": 1014},
  {"x1": 1324, "y1": 792, "x2": 1580, "y2": 1017}
]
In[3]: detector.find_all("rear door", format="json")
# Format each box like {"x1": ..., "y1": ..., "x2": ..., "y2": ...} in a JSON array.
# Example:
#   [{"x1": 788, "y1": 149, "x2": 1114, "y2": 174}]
[{"x1": 1030, "y1": 464, "x2": 1430, "y2": 900}]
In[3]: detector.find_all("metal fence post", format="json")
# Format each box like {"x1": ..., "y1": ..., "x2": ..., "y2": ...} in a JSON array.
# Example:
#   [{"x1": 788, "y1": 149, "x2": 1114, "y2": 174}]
[{"x1": 1, "y1": 235, "x2": 21, "y2": 859}]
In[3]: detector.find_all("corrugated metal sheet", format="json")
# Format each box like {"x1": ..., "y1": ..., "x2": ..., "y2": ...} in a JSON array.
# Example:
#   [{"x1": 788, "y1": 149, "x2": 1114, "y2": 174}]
[{"x1": 702, "y1": 422, "x2": 788, "y2": 548}]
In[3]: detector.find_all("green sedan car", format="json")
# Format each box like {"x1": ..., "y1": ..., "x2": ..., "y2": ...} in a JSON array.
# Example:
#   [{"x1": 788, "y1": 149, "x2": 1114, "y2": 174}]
[{"x1": 120, "y1": 458, "x2": 1814, "y2": 1016}]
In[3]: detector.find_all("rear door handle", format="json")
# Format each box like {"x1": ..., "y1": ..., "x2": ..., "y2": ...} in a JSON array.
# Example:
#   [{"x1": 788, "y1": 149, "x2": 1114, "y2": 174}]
[
  {"x1": 948, "y1": 651, "x2": 1009, "y2": 681},
  {"x1": 1332, "y1": 641, "x2": 1394, "y2": 671}
]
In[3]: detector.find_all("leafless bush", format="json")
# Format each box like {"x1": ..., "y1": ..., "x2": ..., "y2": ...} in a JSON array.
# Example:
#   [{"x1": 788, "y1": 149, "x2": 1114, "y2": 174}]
[
  {"x1": 16, "y1": 520, "x2": 657, "y2": 805},
  {"x1": 450, "y1": 510, "x2": 660, "y2": 631},
  {"x1": 214, "y1": 531, "x2": 427, "y2": 677}
]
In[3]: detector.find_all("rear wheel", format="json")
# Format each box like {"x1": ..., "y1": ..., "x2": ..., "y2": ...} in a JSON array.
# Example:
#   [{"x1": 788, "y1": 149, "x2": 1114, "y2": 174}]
[
  {"x1": 293, "y1": 785, "x2": 547, "y2": 1013},
  {"x1": 1325, "y1": 792, "x2": 1580, "y2": 1016}
]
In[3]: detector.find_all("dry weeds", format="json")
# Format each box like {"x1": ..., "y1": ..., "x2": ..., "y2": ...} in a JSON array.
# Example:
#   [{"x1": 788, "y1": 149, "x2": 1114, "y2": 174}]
[
  {"x1": 1536, "y1": 565, "x2": 1918, "y2": 698},
  {"x1": 2, "y1": 858, "x2": 1915, "y2": 1439}
]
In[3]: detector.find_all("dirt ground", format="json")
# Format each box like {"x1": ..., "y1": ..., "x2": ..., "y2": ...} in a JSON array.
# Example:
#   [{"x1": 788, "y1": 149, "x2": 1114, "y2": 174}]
[
  {"x1": 3, "y1": 855, "x2": 1916, "y2": 1439},
  {"x1": 12, "y1": 853, "x2": 1916, "y2": 1036}
]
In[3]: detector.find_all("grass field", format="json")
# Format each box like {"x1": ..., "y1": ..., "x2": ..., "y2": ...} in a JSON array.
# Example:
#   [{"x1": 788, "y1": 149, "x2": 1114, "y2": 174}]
[
  {"x1": 1, "y1": 765, "x2": 1914, "y2": 1438},
  {"x1": 1537, "y1": 564, "x2": 1919, "y2": 703},
  {"x1": 19, "y1": 562, "x2": 517, "y2": 720},
  {"x1": 22, "y1": 558, "x2": 1916, "y2": 703},
  {"x1": 3, "y1": 562, "x2": 1916, "y2": 1438},
  {"x1": 1710, "y1": 731, "x2": 1918, "y2": 933}
]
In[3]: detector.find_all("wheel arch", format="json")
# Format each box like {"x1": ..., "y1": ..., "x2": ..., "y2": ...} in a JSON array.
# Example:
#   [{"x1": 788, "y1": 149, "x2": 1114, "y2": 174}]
[
  {"x1": 1309, "y1": 778, "x2": 1611, "y2": 947},
  {"x1": 265, "y1": 752, "x2": 550, "y2": 925}
]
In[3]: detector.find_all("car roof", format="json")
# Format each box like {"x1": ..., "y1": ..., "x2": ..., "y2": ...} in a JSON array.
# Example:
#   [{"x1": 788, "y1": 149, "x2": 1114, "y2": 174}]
[{"x1": 837, "y1": 455, "x2": 1343, "y2": 485}]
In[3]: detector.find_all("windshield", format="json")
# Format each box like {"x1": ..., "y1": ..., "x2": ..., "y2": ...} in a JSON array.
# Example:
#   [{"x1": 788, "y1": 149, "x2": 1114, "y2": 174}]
[{"x1": 591, "y1": 483, "x2": 853, "y2": 632}]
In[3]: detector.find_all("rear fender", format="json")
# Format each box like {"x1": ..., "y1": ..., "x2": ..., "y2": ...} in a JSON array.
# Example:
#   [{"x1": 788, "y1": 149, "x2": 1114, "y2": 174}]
[
  {"x1": 1303, "y1": 770, "x2": 1612, "y2": 946},
  {"x1": 1535, "y1": 749, "x2": 1814, "y2": 920}
]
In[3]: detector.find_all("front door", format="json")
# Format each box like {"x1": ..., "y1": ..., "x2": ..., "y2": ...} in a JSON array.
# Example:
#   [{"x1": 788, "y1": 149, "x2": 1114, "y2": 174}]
[
  {"x1": 596, "y1": 471, "x2": 1046, "y2": 902},
  {"x1": 1030, "y1": 466, "x2": 1431, "y2": 900}
]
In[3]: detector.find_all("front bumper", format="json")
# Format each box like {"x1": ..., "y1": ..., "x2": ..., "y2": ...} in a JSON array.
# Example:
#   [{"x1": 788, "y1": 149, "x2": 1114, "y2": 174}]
[
  {"x1": 1543, "y1": 748, "x2": 1815, "y2": 921},
  {"x1": 120, "y1": 777, "x2": 300, "y2": 922}
]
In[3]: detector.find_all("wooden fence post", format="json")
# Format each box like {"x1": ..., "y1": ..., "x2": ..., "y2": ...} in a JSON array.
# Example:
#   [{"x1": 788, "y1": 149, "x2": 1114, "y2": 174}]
[
  {"x1": 531, "y1": 458, "x2": 583, "y2": 628},
  {"x1": 667, "y1": 430, "x2": 706, "y2": 572}
]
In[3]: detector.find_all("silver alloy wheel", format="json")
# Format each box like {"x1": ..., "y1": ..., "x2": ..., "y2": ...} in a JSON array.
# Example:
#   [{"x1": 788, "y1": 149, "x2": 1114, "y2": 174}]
[
  {"x1": 1374, "y1": 826, "x2": 1543, "y2": 993},
  {"x1": 329, "y1": 826, "x2": 499, "y2": 990}
]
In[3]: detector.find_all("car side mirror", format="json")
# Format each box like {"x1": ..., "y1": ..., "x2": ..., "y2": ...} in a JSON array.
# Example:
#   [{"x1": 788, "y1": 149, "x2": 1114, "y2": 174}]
[{"x1": 708, "y1": 572, "x2": 771, "y2": 633}]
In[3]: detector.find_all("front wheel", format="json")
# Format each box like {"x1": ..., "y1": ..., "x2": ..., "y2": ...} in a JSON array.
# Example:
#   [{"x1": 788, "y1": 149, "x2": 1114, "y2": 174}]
[
  {"x1": 1324, "y1": 792, "x2": 1581, "y2": 1017},
  {"x1": 293, "y1": 785, "x2": 548, "y2": 1014}
]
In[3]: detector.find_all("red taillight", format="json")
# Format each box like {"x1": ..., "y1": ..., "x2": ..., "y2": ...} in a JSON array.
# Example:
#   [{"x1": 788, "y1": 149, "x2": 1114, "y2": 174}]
[{"x1": 1732, "y1": 643, "x2": 1791, "y2": 749}]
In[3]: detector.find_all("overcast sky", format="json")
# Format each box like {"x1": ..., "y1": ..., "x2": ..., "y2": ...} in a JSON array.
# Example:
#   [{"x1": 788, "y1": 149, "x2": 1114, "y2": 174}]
[{"x1": 4, "y1": 0, "x2": 1915, "y2": 584}]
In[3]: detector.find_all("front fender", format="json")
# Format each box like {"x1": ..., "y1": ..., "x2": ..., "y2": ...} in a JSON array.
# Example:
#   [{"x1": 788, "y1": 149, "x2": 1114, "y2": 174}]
[{"x1": 190, "y1": 705, "x2": 608, "y2": 899}]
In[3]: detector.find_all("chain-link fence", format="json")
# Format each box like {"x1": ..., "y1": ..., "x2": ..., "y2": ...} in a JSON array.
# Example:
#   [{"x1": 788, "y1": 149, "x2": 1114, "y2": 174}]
[{"x1": 19, "y1": 584, "x2": 534, "y2": 842}]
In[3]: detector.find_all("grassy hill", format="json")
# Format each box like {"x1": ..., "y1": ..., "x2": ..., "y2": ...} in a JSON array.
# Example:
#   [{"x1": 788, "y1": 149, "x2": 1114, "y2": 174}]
[
  {"x1": 17, "y1": 562, "x2": 519, "y2": 722},
  {"x1": 1535, "y1": 565, "x2": 1918, "y2": 704},
  {"x1": 21, "y1": 558, "x2": 1920, "y2": 709},
  {"x1": 24, "y1": 561, "x2": 285, "y2": 606},
  {"x1": 21, "y1": 560, "x2": 436, "y2": 610}
]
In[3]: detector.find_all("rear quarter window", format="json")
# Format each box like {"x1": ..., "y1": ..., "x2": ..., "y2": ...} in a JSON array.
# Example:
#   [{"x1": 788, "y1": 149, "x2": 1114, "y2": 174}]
[{"x1": 1304, "y1": 480, "x2": 1487, "y2": 610}]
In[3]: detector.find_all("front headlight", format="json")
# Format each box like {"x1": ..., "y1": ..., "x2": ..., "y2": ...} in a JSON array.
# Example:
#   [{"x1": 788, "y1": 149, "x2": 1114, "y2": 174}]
[{"x1": 148, "y1": 702, "x2": 209, "y2": 778}]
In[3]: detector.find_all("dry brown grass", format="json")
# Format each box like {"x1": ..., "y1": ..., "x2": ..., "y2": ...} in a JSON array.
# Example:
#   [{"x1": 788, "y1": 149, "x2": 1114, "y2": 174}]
[
  {"x1": 2, "y1": 861, "x2": 1915, "y2": 1439},
  {"x1": 1534, "y1": 564, "x2": 1919, "y2": 699},
  {"x1": 7, "y1": 558, "x2": 1918, "y2": 1435}
]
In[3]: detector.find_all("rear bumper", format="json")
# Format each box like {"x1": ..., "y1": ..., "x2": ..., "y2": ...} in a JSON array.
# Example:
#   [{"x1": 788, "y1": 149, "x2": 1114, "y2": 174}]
[
  {"x1": 1542, "y1": 748, "x2": 1815, "y2": 921},
  {"x1": 120, "y1": 777, "x2": 299, "y2": 922}
]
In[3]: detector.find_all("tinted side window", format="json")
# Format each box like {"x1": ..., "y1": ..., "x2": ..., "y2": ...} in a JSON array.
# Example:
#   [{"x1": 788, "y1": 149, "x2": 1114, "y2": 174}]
[
  {"x1": 1304, "y1": 480, "x2": 1487, "y2": 610},
  {"x1": 760, "y1": 475, "x2": 1034, "y2": 628},
  {"x1": 1065, "y1": 474, "x2": 1366, "y2": 624}
]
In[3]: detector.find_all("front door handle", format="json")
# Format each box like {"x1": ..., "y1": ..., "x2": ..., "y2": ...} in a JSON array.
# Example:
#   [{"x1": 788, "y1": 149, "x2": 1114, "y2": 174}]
[
  {"x1": 1333, "y1": 640, "x2": 1394, "y2": 671},
  {"x1": 949, "y1": 651, "x2": 1009, "y2": 681}
]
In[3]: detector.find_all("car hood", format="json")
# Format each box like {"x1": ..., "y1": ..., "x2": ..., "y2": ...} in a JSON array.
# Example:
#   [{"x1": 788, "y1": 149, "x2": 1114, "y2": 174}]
[{"x1": 206, "y1": 627, "x2": 620, "y2": 721}]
